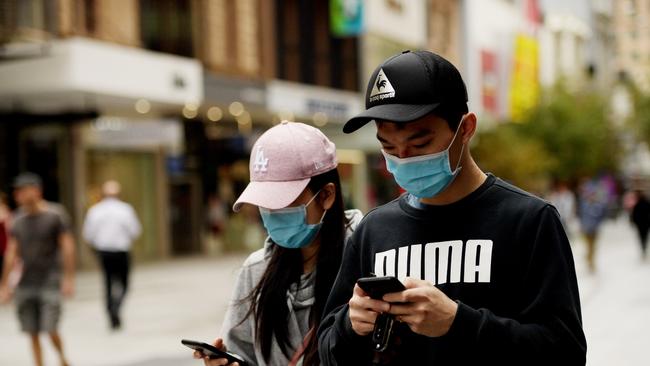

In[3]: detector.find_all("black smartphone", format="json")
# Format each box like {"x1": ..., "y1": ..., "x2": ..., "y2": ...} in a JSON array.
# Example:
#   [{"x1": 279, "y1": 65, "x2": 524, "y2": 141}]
[
  {"x1": 181, "y1": 339, "x2": 248, "y2": 365},
  {"x1": 356, "y1": 276, "x2": 405, "y2": 353},
  {"x1": 372, "y1": 313, "x2": 396, "y2": 352},
  {"x1": 356, "y1": 276, "x2": 406, "y2": 300}
]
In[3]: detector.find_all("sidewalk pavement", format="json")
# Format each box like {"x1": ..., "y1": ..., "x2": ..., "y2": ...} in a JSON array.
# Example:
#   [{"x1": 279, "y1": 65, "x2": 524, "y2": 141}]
[
  {"x1": 0, "y1": 253, "x2": 249, "y2": 366},
  {"x1": 570, "y1": 216, "x2": 650, "y2": 366},
  {"x1": 1, "y1": 217, "x2": 649, "y2": 365}
]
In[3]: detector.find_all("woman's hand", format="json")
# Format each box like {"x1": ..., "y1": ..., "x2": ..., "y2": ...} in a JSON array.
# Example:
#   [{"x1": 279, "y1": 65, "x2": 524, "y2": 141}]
[{"x1": 191, "y1": 338, "x2": 239, "y2": 366}]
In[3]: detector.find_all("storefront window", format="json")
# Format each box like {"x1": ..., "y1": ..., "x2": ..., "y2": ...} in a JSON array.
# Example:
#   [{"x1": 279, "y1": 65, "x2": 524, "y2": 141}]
[
  {"x1": 140, "y1": 0, "x2": 194, "y2": 57},
  {"x1": 275, "y1": 0, "x2": 359, "y2": 91},
  {"x1": 0, "y1": 0, "x2": 57, "y2": 43}
]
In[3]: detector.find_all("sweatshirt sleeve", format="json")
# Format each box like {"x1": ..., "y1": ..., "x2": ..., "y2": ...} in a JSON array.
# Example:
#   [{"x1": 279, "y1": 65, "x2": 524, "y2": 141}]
[
  {"x1": 220, "y1": 262, "x2": 258, "y2": 365},
  {"x1": 442, "y1": 205, "x2": 587, "y2": 365},
  {"x1": 318, "y1": 231, "x2": 375, "y2": 365}
]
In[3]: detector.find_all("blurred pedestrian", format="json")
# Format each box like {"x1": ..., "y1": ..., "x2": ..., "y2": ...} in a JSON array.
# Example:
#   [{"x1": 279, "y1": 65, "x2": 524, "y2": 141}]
[
  {"x1": 547, "y1": 181, "x2": 576, "y2": 234},
  {"x1": 192, "y1": 121, "x2": 363, "y2": 366},
  {"x1": 206, "y1": 193, "x2": 228, "y2": 240},
  {"x1": 318, "y1": 50, "x2": 586, "y2": 365},
  {"x1": 577, "y1": 178, "x2": 609, "y2": 272},
  {"x1": 0, "y1": 172, "x2": 75, "y2": 366},
  {"x1": 630, "y1": 190, "x2": 650, "y2": 259},
  {"x1": 83, "y1": 180, "x2": 141, "y2": 330},
  {"x1": 623, "y1": 189, "x2": 639, "y2": 214},
  {"x1": 207, "y1": 194, "x2": 227, "y2": 238},
  {"x1": 0, "y1": 191, "x2": 11, "y2": 276},
  {"x1": 204, "y1": 193, "x2": 230, "y2": 254}
]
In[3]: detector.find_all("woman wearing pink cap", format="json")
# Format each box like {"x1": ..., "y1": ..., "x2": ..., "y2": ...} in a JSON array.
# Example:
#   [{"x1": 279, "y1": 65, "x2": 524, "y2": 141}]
[{"x1": 193, "y1": 121, "x2": 363, "y2": 366}]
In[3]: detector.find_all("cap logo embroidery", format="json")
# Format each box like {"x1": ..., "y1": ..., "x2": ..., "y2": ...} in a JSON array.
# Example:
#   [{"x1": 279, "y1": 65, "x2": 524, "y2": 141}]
[
  {"x1": 253, "y1": 146, "x2": 269, "y2": 172},
  {"x1": 369, "y1": 68, "x2": 395, "y2": 103}
]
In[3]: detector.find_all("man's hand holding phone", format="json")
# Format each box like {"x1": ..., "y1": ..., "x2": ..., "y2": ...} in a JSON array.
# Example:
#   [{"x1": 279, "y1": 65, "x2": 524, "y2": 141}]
[
  {"x1": 348, "y1": 283, "x2": 392, "y2": 336},
  {"x1": 383, "y1": 277, "x2": 458, "y2": 337},
  {"x1": 349, "y1": 276, "x2": 406, "y2": 336}
]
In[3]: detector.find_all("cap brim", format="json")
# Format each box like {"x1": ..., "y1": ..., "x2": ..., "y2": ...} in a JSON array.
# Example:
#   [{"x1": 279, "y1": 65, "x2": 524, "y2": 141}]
[
  {"x1": 343, "y1": 103, "x2": 441, "y2": 133},
  {"x1": 232, "y1": 178, "x2": 310, "y2": 212}
]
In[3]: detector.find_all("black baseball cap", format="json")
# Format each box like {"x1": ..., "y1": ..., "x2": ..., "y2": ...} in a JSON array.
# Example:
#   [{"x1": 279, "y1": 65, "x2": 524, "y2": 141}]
[
  {"x1": 343, "y1": 50, "x2": 468, "y2": 133},
  {"x1": 13, "y1": 172, "x2": 43, "y2": 188}
]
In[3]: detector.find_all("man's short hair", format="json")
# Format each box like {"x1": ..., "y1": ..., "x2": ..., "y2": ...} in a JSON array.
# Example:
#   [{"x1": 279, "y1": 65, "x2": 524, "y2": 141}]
[{"x1": 13, "y1": 172, "x2": 43, "y2": 189}]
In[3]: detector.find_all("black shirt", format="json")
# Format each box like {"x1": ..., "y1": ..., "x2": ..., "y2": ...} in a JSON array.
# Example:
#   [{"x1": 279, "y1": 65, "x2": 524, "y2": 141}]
[{"x1": 318, "y1": 174, "x2": 586, "y2": 365}]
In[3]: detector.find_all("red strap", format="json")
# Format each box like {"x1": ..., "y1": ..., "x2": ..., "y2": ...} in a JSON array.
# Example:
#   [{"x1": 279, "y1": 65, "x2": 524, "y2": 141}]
[{"x1": 288, "y1": 327, "x2": 315, "y2": 366}]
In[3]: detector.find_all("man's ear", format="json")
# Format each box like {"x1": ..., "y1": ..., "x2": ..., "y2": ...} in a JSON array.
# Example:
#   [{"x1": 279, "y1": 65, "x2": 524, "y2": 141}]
[
  {"x1": 319, "y1": 183, "x2": 336, "y2": 211},
  {"x1": 460, "y1": 112, "x2": 477, "y2": 144}
]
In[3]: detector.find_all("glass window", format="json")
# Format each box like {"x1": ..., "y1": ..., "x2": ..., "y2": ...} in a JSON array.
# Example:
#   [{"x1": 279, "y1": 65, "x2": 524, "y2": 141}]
[
  {"x1": 275, "y1": 0, "x2": 359, "y2": 91},
  {"x1": 0, "y1": 0, "x2": 57, "y2": 42},
  {"x1": 139, "y1": 0, "x2": 194, "y2": 57}
]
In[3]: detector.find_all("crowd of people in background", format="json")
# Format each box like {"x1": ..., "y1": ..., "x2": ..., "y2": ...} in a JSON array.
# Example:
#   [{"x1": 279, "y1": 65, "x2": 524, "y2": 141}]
[{"x1": 546, "y1": 174, "x2": 650, "y2": 273}]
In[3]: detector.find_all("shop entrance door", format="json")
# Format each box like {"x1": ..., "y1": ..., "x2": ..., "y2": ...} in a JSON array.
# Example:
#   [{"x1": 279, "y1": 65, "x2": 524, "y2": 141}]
[{"x1": 85, "y1": 149, "x2": 164, "y2": 262}]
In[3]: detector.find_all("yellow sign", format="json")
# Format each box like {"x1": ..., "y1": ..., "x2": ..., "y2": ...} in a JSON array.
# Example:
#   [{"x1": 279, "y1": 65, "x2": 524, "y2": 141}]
[{"x1": 509, "y1": 34, "x2": 539, "y2": 122}]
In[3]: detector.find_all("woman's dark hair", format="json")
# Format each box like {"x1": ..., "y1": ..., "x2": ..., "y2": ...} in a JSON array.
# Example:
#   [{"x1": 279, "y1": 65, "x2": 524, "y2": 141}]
[{"x1": 239, "y1": 168, "x2": 349, "y2": 365}]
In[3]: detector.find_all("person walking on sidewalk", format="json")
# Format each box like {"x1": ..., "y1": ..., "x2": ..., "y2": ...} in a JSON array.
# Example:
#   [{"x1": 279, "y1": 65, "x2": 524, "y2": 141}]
[
  {"x1": 630, "y1": 189, "x2": 650, "y2": 259},
  {"x1": 577, "y1": 177, "x2": 609, "y2": 272},
  {"x1": 0, "y1": 172, "x2": 75, "y2": 366},
  {"x1": 83, "y1": 180, "x2": 141, "y2": 330},
  {"x1": 317, "y1": 50, "x2": 586, "y2": 365},
  {"x1": 192, "y1": 121, "x2": 363, "y2": 366}
]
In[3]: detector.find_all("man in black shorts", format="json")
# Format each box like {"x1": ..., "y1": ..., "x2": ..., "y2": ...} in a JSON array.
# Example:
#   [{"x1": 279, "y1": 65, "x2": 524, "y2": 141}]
[
  {"x1": 0, "y1": 173, "x2": 76, "y2": 366},
  {"x1": 318, "y1": 51, "x2": 587, "y2": 365}
]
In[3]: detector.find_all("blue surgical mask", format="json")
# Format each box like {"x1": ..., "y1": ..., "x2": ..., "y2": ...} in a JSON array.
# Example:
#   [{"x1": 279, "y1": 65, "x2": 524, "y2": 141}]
[
  {"x1": 382, "y1": 120, "x2": 465, "y2": 198},
  {"x1": 259, "y1": 190, "x2": 326, "y2": 249}
]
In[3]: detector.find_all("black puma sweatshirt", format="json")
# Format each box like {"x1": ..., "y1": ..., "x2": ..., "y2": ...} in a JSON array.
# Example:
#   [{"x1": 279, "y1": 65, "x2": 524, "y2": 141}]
[{"x1": 318, "y1": 174, "x2": 586, "y2": 365}]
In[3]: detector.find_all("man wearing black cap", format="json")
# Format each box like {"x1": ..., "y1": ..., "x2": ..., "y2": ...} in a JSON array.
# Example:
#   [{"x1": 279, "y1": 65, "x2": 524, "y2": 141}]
[
  {"x1": 0, "y1": 172, "x2": 75, "y2": 366},
  {"x1": 318, "y1": 51, "x2": 586, "y2": 365}
]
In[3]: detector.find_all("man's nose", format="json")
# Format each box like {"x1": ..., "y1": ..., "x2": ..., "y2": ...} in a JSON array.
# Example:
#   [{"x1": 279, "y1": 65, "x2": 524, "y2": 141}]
[{"x1": 396, "y1": 147, "x2": 412, "y2": 159}]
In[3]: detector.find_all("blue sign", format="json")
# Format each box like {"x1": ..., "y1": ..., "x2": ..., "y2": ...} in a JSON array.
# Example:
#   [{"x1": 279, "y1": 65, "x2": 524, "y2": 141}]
[{"x1": 330, "y1": 0, "x2": 364, "y2": 37}]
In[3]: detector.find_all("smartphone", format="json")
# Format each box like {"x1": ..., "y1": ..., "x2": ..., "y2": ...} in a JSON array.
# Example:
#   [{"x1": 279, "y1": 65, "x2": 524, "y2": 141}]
[
  {"x1": 356, "y1": 276, "x2": 405, "y2": 353},
  {"x1": 181, "y1": 339, "x2": 248, "y2": 365},
  {"x1": 373, "y1": 313, "x2": 398, "y2": 352},
  {"x1": 356, "y1": 276, "x2": 406, "y2": 300}
]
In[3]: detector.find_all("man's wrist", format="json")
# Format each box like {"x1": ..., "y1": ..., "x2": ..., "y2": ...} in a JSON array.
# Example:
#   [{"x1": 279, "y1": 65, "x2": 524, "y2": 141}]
[{"x1": 441, "y1": 299, "x2": 459, "y2": 335}]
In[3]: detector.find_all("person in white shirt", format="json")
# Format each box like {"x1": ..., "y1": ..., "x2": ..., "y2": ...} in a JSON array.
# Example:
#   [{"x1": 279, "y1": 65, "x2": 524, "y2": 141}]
[{"x1": 83, "y1": 180, "x2": 141, "y2": 330}]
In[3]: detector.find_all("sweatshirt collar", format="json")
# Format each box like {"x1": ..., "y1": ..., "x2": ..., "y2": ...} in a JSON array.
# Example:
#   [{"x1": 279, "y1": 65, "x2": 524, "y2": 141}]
[{"x1": 401, "y1": 174, "x2": 496, "y2": 215}]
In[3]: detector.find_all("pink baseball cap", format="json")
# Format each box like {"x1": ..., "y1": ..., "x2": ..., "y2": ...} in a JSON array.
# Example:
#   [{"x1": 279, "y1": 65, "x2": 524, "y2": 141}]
[{"x1": 233, "y1": 121, "x2": 338, "y2": 212}]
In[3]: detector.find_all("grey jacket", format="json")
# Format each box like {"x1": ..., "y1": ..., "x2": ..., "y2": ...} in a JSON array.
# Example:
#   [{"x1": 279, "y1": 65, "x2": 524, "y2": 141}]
[{"x1": 221, "y1": 209, "x2": 363, "y2": 366}]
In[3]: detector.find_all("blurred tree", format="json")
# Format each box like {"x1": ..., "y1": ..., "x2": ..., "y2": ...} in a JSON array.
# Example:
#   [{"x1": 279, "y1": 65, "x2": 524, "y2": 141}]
[
  {"x1": 629, "y1": 85, "x2": 650, "y2": 148},
  {"x1": 474, "y1": 82, "x2": 621, "y2": 192},
  {"x1": 473, "y1": 122, "x2": 556, "y2": 194},
  {"x1": 520, "y1": 83, "x2": 620, "y2": 180}
]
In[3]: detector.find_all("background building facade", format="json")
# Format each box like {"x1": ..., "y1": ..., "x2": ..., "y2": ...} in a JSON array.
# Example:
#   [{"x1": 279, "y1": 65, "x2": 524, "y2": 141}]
[{"x1": 0, "y1": 0, "x2": 641, "y2": 266}]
